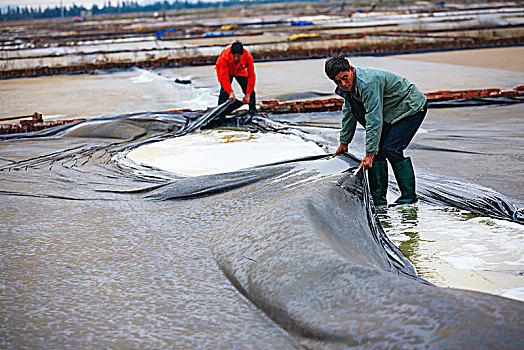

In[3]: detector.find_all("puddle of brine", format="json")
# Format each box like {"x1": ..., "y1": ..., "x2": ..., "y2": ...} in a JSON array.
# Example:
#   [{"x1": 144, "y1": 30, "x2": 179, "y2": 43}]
[
  {"x1": 379, "y1": 204, "x2": 524, "y2": 302},
  {"x1": 127, "y1": 129, "x2": 326, "y2": 176}
]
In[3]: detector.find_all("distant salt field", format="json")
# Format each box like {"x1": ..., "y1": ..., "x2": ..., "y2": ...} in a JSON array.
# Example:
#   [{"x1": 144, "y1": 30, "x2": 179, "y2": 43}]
[
  {"x1": 1, "y1": 47, "x2": 523, "y2": 120},
  {"x1": 1, "y1": 8, "x2": 523, "y2": 346}
]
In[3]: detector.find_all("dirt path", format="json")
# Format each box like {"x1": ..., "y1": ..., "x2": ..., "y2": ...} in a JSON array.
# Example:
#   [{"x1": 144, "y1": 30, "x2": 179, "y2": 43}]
[{"x1": 395, "y1": 46, "x2": 524, "y2": 72}]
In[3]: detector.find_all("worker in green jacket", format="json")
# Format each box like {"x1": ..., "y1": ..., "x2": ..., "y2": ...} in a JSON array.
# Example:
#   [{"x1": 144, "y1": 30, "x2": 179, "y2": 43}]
[{"x1": 325, "y1": 55, "x2": 427, "y2": 206}]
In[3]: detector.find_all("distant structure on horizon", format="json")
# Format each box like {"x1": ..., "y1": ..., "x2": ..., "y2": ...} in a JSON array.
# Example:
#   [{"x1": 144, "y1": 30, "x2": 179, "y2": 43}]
[{"x1": 0, "y1": 0, "x2": 312, "y2": 21}]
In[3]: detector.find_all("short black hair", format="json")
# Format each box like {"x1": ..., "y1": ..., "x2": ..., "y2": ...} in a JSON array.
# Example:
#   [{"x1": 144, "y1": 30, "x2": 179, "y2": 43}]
[
  {"x1": 325, "y1": 55, "x2": 351, "y2": 80},
  {"x1": 231, "y1": 41, "x2": 244, "y2": 55}
]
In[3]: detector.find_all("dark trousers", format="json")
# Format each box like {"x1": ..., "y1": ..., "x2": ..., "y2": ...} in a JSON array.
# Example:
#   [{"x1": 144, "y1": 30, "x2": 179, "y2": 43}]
[
  {"x1": 218, "y1": 75, "x2": 256, "y2": 112},
  {"x1": 374, "y1": 103, "x2": 427, "y2": 164}
]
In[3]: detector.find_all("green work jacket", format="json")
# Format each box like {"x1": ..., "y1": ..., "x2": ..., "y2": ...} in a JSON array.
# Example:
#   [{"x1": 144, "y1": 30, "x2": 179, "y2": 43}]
[{"x1": 338, "y1": 67, "x2": 427, "y2": 156}]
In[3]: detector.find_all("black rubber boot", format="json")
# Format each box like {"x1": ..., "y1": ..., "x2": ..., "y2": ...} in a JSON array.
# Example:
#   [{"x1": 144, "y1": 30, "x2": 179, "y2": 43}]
[
  {"x1": 390, "y1": 157, "x2": 418, "y2": 206},
  {"x1": 367, "y1": 160, "x2": 388, "y2": 206},
  {"x1": 248, "y1": 92, "x2": 257, "y2": 115}
]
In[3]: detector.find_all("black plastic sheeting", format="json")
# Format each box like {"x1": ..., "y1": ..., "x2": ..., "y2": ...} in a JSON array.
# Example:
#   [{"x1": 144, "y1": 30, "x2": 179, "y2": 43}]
[
  {"x1": 417, "y1": 172, "x2": 524, "y2": 222},
  {"x1": 428, "y1": 96, "x2": 524, "y2": 108},
  {"x1": 1, "y1": 100, "x2": 523, "y2": 348}
]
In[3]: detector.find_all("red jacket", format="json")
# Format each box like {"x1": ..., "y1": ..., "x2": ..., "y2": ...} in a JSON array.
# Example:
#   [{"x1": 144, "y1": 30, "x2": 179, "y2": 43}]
[{"x1": 216, "y1": 45, "x2": 256, "y2": 95}]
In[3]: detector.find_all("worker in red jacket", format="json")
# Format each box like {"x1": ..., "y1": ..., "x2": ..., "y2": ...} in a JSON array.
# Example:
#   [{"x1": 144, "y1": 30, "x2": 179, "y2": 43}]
[{"x1": 216, "y1": 41, "x2": 257, "y2": 115}]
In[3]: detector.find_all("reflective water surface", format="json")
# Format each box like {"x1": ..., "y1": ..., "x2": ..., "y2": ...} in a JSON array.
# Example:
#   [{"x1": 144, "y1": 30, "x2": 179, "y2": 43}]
[{"x1": 379, "y1": 205, "x2": 524, "y2": 301}]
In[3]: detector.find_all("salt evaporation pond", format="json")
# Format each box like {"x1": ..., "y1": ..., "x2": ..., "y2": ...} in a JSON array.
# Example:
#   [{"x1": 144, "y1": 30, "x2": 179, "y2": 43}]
[
  {"x1": 1, "y1": 52, "x2": 523, "y2": 347},
  {"x1": 2, "y1": 103, "x2": 523, "y2": 348},
  {"x1": 128, "y1": 130, "x2": 326, "y2": 176}
]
